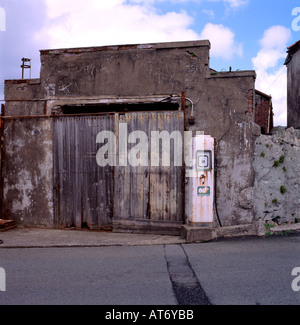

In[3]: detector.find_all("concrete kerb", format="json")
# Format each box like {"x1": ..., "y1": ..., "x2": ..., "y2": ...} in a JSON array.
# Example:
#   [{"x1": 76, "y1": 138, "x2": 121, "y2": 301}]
[
  {"x1": 269, "y1": 223, "x2": 300, "y2": 235},
  {"x1": 183, "y1": 222, "x2": 300, "y2": 243}
]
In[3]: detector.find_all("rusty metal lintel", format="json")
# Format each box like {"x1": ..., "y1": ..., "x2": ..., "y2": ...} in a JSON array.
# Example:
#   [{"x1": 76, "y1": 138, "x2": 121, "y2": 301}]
[
  {"x1": 4, "y1": 99, "x2": 45, "y2": 103},
  {"x1": 0, "y1": 107, "x2": 183, "y2": 120}
]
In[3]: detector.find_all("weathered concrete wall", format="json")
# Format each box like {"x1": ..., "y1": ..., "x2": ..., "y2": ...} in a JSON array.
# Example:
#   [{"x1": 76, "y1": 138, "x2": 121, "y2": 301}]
[
  {"x1": 190, "y1": 72, "x2": 259, "y2": 227},
  {"x1": 1, "y1": 118, "x2": 53, "y2": 227},
  {"x1": 213, "y1": 119, "x2": 260, "y2": 227},
  {"x1": 4, "y1": 79, "x2": 46, "y2": 117},
  {"x1": 2, "y1": 78, "x2": 52, "y2": 227},
  {"x1": 40, "y1": 41, "x2": 210, "y2": 100},
  {"x1": 254, "y1": 127, "x2": 300, "y2": 226},
  {"x1": 2, "y1": 40, "x2": 259, "y2": 229},
  {"x1": 4, "y1": 79, "x2": 45, "y2": 103},
  {"x1": 287, "y1": 49, "x2": 300, "y2": 129}
]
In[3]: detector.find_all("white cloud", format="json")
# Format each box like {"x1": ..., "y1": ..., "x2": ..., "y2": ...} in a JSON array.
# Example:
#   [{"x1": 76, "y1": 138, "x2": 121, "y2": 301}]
[
  {"x1": 130, "y1": 0, "x2": 248, "y2": 9},
  {"x1": 200, "y1": 23, "x2": 243, "y2": 59},
  {"x1": 206, "y1": 0, "x2": 248, "y2": 9},
  {"x1": 252, "y1": 26, "x2": 291, "y2": 126},
  {"x1": 35, "y1": 0, "x2": 199, "y2": 49},
  {"x1": 259, "y1": 25, "x2": 291, "y2": 50},
  {"x1": 35, "y1": 1, "x2": 243, "y2": 63},
  {"x1": 202, "y1": 9, "x2": 215, "y2": 19},
  {"x1": 223, "y1": 0, "x2": 248, "y2": 8}
]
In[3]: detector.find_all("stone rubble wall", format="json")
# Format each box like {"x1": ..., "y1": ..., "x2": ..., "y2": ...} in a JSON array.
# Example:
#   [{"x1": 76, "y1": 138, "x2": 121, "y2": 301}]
[{"x1": 253, "y1": 127, "x2": 300, "y2": 227}]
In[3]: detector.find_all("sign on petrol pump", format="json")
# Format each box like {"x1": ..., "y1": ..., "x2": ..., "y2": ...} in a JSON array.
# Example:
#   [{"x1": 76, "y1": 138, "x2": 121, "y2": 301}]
[
  {"x1": 196, "y1": 150, "x2": 212, "y2": 171},
  {"x1": 197, "y1": 186, "x2": 211, "y2": 197}
]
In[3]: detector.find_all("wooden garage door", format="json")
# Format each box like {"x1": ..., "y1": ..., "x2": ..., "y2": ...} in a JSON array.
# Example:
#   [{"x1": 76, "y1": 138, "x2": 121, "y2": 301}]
[{"x1": 53, "y1": 111, "x2": 184, "y2": 234}]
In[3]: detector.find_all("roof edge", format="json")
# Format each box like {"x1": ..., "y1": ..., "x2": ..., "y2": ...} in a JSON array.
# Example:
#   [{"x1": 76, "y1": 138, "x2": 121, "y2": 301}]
[
  {"x1": 284, "y1": 40, "x2": 300, "y2": 65},
  {"x1": 207, "y1": 70, "x2": 256, "y2": 79},
  {"x1": 255, "y1": 89, "x2": 272, "y2": 99},
  {"x1": 40, "y1": 40, "x2": 211, "y2": 55}
]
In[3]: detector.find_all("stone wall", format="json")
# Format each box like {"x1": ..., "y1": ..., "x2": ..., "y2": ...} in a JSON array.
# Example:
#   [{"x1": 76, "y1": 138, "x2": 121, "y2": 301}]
[{"x1": 253, "y1": 127, "x2": 300, "y2": 226}]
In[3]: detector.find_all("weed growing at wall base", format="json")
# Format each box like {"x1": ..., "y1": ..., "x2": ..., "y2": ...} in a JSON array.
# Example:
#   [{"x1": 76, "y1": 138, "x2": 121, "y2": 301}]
[{"x1": 264, "y1": 223, "x2": 274, "y2": 236}]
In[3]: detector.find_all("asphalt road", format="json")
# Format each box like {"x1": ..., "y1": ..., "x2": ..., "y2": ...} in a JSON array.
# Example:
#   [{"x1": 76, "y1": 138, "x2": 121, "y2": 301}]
[
  {"x1": 185, "y1": 235, "x2": 300, "y2": 305},
  {"x1": 0, "y1": 235, "x2": 299, "y2": 305}
]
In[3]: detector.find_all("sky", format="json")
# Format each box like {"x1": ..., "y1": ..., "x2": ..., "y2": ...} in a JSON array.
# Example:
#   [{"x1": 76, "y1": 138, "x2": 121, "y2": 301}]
[{"x1": 0, "y1": 0, "x2": 299, "y2": 126}]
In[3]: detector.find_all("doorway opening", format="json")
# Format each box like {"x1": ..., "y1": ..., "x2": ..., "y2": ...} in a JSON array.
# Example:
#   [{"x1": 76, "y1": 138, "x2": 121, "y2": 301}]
[{"x1": 61, "y1": 102, "x2": 180, "y2": 115}]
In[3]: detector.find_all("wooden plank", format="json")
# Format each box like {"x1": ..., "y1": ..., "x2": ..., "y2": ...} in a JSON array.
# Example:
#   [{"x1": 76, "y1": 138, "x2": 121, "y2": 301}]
[
  {"x1": 0, "y1": 219, "x2": 17, "y2": 231},
  {"x1": 114, "y1": 112, "x2": 152, "y2": 220},
  {"x1": 149, "y1": 111, "x2": 184, "y2": 222},
  {"x1": 112, "y1": 219, "x2": 183, "y2": 236},
  {"x1": 113, "y1": 114, "x2": 130, "y2": 219}
]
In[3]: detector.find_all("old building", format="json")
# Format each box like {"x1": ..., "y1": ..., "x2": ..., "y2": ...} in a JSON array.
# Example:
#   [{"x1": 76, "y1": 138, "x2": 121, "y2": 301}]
[
  {"x1": 285, "y1": 40, "x2": 300, "y2": 129},
  {"x1": 254, "y1": 90, "x2": 273, "y2": 134},
  {"x1": 2, "y1": 40, "x2": 265, "y2": 237}
]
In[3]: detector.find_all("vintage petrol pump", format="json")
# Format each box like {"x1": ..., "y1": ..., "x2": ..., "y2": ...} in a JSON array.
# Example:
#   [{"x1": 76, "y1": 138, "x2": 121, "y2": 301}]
[{"x1": 188, "y1": 134, "x2": 215, "y2": 226}]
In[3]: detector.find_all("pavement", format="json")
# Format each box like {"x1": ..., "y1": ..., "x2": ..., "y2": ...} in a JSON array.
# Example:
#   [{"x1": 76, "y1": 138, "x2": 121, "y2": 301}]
[
  {"x1": 1, "y1": 222, "x2": 300, "y2": 248},
  {"x1": 0, "y1": 227, "x2": 186, "y2": 248}
]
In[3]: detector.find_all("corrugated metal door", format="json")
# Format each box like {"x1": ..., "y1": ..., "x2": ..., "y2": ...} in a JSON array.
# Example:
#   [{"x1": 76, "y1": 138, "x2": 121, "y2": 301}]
[{"x1": 53, "y1": 115, "x2": 115, "y2": 229}]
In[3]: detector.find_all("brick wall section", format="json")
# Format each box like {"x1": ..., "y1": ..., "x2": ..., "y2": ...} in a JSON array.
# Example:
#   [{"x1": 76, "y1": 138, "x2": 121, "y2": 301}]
[
  {"x1": 247, "y1": 89, "x2": 273, "y2": 134},
  {"x1": 255, "y1": 91, "x2": 272, "y2": 134}
]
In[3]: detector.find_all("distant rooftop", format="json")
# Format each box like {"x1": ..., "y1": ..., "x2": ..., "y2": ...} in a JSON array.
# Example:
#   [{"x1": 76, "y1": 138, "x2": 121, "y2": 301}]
[{"x1": 284, "y1": 40, "x2": 300, "y2": 65}]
